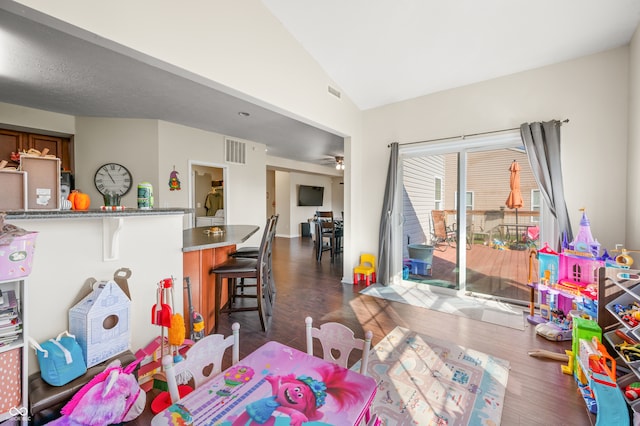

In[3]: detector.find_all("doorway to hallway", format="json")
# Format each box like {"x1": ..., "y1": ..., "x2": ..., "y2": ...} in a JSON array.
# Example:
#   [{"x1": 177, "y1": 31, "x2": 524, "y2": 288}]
[{"x1": 191, "y1": 162, "x2": 226, "y2": 228}]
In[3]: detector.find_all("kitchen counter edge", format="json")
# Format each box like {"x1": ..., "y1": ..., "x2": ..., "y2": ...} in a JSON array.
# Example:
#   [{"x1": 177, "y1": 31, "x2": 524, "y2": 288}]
[
  {"x1": 183, "y1": 225, "x2": 260, "y2": 252},
  {"x1": 3, "y1": 208, "x2": 192, "y2": 220}
]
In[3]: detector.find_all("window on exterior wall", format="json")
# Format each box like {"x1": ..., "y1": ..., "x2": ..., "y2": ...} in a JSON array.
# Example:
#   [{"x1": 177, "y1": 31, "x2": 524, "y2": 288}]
[
  {"x1": 531, "y1": 189, "x2": 540, "y2": 222},
  {"x1": 434, "y1": 177, "x2": 443, "y2": 210},
  {"x1": 454, "y1": 191, "x2": 473, "y2": 210}
]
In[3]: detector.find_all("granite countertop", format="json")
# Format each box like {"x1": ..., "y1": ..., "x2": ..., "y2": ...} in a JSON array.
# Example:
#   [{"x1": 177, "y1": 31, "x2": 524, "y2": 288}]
[
  {"x1": 4, "y1": 207, "x2": 192, "y2": 220},
  {"x1": 183, "y1": 225, "x2": 260, "y2": 252}
]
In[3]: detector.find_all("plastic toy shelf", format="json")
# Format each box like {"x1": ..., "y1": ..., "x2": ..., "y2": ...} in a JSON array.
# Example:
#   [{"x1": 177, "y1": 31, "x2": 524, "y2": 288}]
[
  {"x1": 604, "y1": 329, "x2": 640, "y2": 370},
  {"x1": 599, "y1": 267, "x2": 640, "y2": 423},
  {"x1": 604, "y1": 272, "x2": 640, "y2": 340}
]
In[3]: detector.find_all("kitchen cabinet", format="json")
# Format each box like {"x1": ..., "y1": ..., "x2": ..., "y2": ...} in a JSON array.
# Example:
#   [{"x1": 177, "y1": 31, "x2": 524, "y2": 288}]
[
  {"x1": 182, "y1": 225, "x2": 260, "y2": 335},
  {"x1": 0, "y1": 130, "x2": 24, "y2": 169},
  {"x1": 183, "y1": 245, "x2": 236, "y2": 335},
  {"x1": 0, "y1": 278, "x2": 28, "y2": 424},
  {"x1": 0, "y1": 129, "x2": 73, "y2": 172}
]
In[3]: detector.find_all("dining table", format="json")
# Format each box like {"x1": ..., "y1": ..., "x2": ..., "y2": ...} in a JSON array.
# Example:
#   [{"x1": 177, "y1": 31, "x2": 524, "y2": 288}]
[{"x1": 151, "y1": 341, "x2": 377, "y2": 425}]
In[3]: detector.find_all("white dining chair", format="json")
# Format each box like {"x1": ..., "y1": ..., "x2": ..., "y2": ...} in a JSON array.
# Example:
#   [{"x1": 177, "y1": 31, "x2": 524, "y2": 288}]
[
  {"x1": 168, "y1": 322, "x2": 240, "y2": 396},
  {"x1": 305, "y1": 316, "x2": 372, "y2": 375}
]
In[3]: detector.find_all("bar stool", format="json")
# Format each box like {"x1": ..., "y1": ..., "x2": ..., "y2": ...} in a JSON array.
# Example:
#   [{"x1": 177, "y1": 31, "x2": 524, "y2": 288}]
[
  {"x1": 228, "y1": 215, "x2": 278, "y2": 297},
  {"x1": 228, "y1": 215, "x2": 278, "y2": 260},
  {"x1": 209, "y1": 216, "x2": 274, "y2": 333}
]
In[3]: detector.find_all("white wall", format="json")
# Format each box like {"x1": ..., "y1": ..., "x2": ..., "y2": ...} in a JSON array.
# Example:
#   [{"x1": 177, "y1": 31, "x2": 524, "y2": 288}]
[
  {"x1": 75, "y1": 117, "x2": 158, "y2": 209},
  {"x1": 275, "y1": 171, "x2": 291, "y2": 237},
  {"x1": 628, "y1": 27, "x2": 640, "y2": 249},
  {"x1": 10, "y1": 214, "x2": 183, "y2": 375},
  {"x1": 157, "y1": 121, "x2": 266, "y2": 245},
  {"x1": 272, "y1": 170, "x2": 341, "y2": 238},
  {"x1": 331, "y1": 177, "x2": 344, "y2": 219},
  {"x1": 0, "y1": 103, "x2": 75, "y2": 135},
  {"x1": 363, "y1": 47, "x2": 630, "y2": 253},
  {"x1": 283, "y1": 172, "x2": 334, "y2": 238}
]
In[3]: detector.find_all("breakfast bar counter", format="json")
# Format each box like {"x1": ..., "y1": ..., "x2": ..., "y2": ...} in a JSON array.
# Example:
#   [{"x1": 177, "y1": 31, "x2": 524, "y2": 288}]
[
  {"x1": 182, "y1": 224, "x2": 261, "y2": 334},
  {"x1": 183, "y1": 225, "x2": 259, "y2": 252}
]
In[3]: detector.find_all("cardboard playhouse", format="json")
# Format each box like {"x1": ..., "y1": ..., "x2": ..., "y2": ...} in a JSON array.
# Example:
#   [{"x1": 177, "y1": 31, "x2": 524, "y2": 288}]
[{"x1": 69, "y1": 268, "x2": 132, "y2": 368}]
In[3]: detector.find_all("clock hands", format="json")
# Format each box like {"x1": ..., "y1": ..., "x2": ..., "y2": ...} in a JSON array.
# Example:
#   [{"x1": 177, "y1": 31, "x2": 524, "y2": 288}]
[
  {"x1": 95, "y1": 163, "x2": 132, "y2": 196},
  {"x1": 105, "y1": 170, "x2": 116, "y2": 184}
]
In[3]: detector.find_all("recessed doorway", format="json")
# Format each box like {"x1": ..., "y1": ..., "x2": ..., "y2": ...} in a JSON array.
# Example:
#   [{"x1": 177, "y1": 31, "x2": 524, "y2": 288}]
[{"x1": 190, "y1": 161, "x2": 226, "y2": 228}]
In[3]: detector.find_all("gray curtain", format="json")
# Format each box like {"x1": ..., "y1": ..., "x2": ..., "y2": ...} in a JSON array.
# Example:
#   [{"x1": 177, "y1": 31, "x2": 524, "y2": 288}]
[
  {"x1": 377, "y1": 143, "x2": 399, "y2": 285},
  {"x1": 520, "y1": 121, "x2": 573, "y2": 248}
]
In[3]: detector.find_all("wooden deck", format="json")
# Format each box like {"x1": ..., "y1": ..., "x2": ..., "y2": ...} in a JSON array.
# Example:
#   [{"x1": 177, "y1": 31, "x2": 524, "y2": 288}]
[{"x1": 416, "y1": 242, "x2": 536, "y2": 302}]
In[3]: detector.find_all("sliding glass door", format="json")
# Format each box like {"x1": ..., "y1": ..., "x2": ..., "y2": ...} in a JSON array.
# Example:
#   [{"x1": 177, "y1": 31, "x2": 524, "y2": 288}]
[{"x1": 399, "y1": 131, "x2": 544, "y2": 303}]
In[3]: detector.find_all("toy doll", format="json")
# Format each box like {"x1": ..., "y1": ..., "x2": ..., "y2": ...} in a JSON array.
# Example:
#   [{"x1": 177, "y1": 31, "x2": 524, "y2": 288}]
[{"x1": 232, "y1": 364, "x2": 364, "y2": 426}]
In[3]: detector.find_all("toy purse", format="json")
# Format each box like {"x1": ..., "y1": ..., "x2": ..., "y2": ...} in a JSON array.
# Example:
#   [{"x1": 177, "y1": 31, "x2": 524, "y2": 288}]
[{"x1": 29, "y1": 331, "x2": 87, "y2": 386}]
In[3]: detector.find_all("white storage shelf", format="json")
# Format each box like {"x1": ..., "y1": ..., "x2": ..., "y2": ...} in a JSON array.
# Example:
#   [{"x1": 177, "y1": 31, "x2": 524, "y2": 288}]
[
  {"x1": 600, "y1": 267, "x2": 640, "y2": 422},
  {"x1": 605, "y1": 279, "x2": 640, "y2": 339},
  {"x1": 0, "y1": 278, "x2": 28, "y2": 424}
]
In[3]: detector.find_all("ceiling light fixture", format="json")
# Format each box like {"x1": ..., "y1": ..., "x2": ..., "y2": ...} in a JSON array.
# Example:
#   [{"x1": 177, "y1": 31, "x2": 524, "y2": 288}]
[{"x1": 335, "y1": 156, "x2": 345, "y2": 170}]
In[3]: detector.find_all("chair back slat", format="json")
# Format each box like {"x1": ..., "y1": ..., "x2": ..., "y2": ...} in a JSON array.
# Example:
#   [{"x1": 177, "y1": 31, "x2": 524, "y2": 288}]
[
  {"x1": 171, "y1": 323, "x2": 240, "y2": 393},
  {"x1": 304, "y1": 316, "x2": 372, "y2": 375}
]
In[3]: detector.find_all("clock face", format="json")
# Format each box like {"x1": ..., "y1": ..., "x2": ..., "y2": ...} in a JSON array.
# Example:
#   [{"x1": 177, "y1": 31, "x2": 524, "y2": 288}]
[{"x1": 94, "y1": 163, "x2": 133, "y2": 196}]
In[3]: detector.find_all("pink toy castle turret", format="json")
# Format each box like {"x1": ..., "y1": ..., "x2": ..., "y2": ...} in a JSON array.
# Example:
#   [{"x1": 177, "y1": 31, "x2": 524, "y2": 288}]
[{"x1": 569, "y1": 209, "x2": 600, "y2": 258}]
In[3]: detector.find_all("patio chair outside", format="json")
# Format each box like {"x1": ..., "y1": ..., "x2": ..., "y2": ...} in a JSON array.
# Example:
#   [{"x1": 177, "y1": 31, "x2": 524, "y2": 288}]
[
  {"x1": 472, "y1": 210, "x2": 504, "y2": 246},
  {"x1": 430, "y1": 210, "x2": 457, "y2": 251}
]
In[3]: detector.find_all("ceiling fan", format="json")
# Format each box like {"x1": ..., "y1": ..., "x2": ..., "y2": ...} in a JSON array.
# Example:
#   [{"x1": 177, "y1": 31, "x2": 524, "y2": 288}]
[
  {"x1": 316, "y1": 155, "x2": 345, "y2": 185},
  {"x1": 318, "y1": 155, "x2": 345, "y2": 170}
]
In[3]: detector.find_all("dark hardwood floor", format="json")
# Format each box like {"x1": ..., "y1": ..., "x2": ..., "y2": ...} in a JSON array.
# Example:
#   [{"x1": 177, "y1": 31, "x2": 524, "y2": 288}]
[{"x1": 133, "y1": 236, "x2": 595, "y2": 425}]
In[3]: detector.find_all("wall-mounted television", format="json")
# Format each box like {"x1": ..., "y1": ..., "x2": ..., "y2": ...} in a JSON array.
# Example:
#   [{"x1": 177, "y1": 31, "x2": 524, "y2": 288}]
[{"x1": 298, "y1": 185, "x2": 324, "y2": 206}]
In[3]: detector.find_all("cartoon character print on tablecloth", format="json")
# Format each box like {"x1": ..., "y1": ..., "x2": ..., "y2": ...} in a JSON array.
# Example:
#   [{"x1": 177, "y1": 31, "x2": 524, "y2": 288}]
[
  {"x1": 231, "y1": 364, "x2": 364, "y2": 426},
  {"x1": 217, "y1": 365, "x2": 255, "y2": 396},
  {"x1": 166, "y1": 403, "x2": 193, "y2": 425}
]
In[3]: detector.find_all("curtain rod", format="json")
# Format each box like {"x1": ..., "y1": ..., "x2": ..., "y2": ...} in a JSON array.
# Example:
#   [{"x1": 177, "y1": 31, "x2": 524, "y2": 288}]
[{"x1": 388, "y1": 119, "x2": 569, "y2": 147}]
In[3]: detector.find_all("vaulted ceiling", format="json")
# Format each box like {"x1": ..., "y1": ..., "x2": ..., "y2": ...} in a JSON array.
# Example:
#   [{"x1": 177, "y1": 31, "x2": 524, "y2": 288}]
[{"x1": 1, "y1": 1, "x2": 638, "y2": 166}]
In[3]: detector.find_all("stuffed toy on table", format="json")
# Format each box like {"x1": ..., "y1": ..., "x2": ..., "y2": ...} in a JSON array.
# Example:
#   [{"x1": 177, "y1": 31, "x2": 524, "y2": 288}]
[{"x1": 46, "y1": 359, "x2": 146, "y2": 426}]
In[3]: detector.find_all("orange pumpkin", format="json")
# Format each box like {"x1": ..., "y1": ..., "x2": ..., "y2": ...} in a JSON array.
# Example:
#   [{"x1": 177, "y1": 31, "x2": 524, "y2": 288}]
[{"x1": 68, "y1": 190, "x2": 91, "y2": 210}]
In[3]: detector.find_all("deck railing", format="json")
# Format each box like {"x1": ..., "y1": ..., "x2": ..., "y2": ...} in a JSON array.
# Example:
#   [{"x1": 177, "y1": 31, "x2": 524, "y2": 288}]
[{"x1": 442, "y1": 209, "x2": 540, "y2": 247}]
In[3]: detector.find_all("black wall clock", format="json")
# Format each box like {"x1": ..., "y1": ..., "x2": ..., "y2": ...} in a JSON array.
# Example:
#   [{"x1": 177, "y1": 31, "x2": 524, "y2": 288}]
[{"x1": 94, "y1": 163, "x2": 133, "y2": 196}]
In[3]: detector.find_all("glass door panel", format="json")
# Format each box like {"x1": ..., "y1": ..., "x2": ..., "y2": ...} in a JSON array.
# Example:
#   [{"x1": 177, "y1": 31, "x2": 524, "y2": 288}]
[
  {"x1": 400, "y1": 134, "x2": 541, "y2": 304},
  {"x1": 464, "y1": 149, "x2": 539, "y2": 303},
  {"x1": 402, "y1": 153, "x2": 459, "y2": 291}
]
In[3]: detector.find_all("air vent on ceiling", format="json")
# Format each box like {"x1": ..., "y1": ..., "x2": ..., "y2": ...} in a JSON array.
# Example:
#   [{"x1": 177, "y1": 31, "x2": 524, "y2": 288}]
[
  {"x1": 225, "y1": 138, "x2": 246, "y2": 164},
  {"x1": 328, "y1": 85, "x2": 341, "y2": 99}
]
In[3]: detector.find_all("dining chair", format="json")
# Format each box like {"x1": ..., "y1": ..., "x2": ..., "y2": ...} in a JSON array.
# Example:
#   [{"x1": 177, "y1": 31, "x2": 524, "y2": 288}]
[
  {"x1": 316, "y1": 210, "x2": 334, "y2": 220},
  {"x1": 305, "y1": 316, "x2": 372, "y2": 375},
  {"x1": 163, "y1": 323, "x2": 240, "y2": 404},
  {"x1": 209, "y1": 216, "x2": 274, "y2": 333},
  {"x1": 315, "y1": 219, "x2": 338, "y2": 261},
  {"x1": 315, "y1": 211, "x2": 342, "y2": 261}
]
